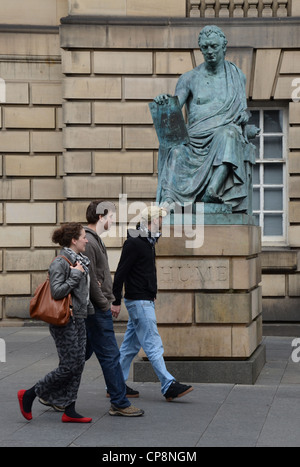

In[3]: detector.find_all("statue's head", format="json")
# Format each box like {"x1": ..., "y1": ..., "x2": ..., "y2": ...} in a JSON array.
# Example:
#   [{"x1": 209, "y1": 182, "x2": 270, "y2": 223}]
[{"x1": 198, "y1": 25, "x2": 228, "y2": 61}]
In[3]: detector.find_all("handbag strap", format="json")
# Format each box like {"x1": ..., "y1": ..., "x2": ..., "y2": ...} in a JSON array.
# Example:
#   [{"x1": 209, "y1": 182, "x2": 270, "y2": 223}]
[
  {"x1": 48, "y1": 254, "x2": 73, "y2": 273},
  {"x1": 58, "y1": 255, "x2": 73, "y2": 266}
]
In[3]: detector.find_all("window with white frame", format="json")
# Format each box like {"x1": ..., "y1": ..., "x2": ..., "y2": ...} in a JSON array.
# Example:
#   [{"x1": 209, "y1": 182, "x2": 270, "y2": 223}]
[{"x1": 248, "y1": 107, "x2": 288, "y2": 245}]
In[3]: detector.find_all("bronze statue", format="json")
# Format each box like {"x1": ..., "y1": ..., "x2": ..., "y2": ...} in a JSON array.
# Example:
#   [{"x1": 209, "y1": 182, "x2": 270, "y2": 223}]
[{"x1": 153, "y1": 25, "x2": 259, "y2": 214}]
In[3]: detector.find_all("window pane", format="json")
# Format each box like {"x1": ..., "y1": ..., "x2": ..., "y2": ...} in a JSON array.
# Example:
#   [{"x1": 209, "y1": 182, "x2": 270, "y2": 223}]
[
  {"x1": 252, "y1": 136, "x2": 260, "y2": 158},
  {"x1": 264, "y1": 188, "x2": 283, "y2": 210},
  {"x1": 253, "y1": 164, "x2": 260, "y2": 184},
  {"x1": 253, "y1": 188, "x2": 260, "y2": 211},
  {"x1": 248, "y1": 110, "x2": 259, "y2": 127},
  {"x1": 264, "y1": 214, "x2": 283, "y2": 236},
  {"x1": 263, "y1": 136, "x2": 282, "y2": 159},
  {"x1": 264, "y1": 110, "x2": 282, "y2": 133},
  {"x1": 264, "y1": 164, "x2": 283, "y2": 185}
]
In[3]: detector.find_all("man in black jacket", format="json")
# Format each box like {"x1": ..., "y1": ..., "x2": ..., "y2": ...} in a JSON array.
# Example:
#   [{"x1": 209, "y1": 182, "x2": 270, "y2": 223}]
[{"x1": 112, "y1": 206, "x2": 193, "y2": 401}]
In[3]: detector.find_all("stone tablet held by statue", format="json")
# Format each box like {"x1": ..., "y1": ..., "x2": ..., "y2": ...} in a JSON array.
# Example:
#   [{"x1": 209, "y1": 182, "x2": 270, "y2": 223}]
[{"x1": 149, "y1": 96, "x2": 190, "y2": 148}]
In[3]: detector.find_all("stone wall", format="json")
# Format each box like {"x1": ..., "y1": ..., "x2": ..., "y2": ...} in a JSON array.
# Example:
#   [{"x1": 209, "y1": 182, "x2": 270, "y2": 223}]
[{"x1": 0, "y1": 0, "x2": 300, "y2": 331}]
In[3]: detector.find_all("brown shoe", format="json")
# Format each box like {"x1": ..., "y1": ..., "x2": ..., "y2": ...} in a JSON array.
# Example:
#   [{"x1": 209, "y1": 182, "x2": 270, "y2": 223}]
[{"x1": 109, "y1": 404, "x2": 144, "y2": 417}]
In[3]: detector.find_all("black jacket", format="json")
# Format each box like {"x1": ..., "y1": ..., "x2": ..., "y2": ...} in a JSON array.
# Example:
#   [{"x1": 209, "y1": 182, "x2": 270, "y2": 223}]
[{"x1": 112, "y1": 229, "x2": 157, "y2": 305}]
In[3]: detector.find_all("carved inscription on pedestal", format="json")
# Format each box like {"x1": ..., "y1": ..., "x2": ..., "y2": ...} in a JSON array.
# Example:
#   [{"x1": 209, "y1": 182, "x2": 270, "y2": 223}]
[{"x1": 157, "y1": 259, "x2": 229, "y2": 290}]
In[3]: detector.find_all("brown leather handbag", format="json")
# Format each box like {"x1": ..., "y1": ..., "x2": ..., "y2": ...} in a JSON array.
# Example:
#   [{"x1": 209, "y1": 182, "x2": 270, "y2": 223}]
[{"x1": 29, "y1": 255, "x2": 73, "y2": 326}]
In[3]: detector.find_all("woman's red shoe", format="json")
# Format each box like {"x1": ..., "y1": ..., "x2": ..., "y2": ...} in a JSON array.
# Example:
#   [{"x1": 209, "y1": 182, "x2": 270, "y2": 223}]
[
  {"x1": 17, "y1": 390, "x2": 32, "y2": 421},
  {"x1": 62, "y1": 413, "x2": 92, "y2": 423}
]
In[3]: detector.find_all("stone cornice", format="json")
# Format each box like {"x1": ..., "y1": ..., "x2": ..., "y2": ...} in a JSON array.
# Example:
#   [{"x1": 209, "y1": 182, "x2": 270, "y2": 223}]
[
  {"x1": 60, "y1": 16, "x2": 300, "y2": 49},
  {"x1": 0, "y1": 24, "x2": 59, "y2": 34},
  {"x1": 60, "y1": 15, "x2": 300, "y2": 26}
]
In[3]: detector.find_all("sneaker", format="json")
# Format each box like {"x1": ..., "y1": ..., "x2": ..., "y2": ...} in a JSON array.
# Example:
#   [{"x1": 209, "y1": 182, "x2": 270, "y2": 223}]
[
  {"x1": 164, "y1": 381, "x2": 193, "y2": 402},
  {"x1": 106, "y1": 385, "x2": 139, "y2": 398},
  {"x1": 38, "y1": 397, "x2": 65, "y2": 412},
  {"x1": 109, "y1": 404, "x2": 144, "y2": 417},
  {"x1": 125, "y1": 385, "x2": 139, "y2": 398}
]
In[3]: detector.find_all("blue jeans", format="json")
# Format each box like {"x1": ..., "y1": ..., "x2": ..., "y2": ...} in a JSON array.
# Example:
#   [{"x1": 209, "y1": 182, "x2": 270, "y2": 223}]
[
  {"x1": 85, "y1": 309, "x2": 130, "y2": 408},
  {"x1": 120, "y1": 299, "x2": 174, "y2": 395}
]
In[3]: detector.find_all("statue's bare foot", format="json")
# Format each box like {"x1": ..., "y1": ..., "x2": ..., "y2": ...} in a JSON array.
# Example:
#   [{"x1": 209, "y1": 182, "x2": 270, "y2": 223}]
[{"x1": 202, "y1": 188, "x2": 223, "y2": 204}]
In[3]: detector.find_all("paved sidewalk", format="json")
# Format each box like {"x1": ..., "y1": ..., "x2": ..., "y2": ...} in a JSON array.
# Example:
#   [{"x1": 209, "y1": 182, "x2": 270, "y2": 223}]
[{"x1": 1, "y1": 326, "x2": 300, "y2": 447}]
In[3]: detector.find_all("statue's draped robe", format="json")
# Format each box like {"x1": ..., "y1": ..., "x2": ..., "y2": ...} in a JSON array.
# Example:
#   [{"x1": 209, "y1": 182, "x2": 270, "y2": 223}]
[{"x1": 156, "y1": 61, "x2": 253, "y2": 212}]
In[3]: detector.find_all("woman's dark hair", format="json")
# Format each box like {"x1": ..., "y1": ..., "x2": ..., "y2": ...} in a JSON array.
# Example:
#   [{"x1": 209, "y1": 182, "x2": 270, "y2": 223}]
[
  {"x1": 52, "y1": 222, "x2": 83, "y2": 247},
  {"x1": 86, "y1": 200, "x2": 115, "y2": 224}
]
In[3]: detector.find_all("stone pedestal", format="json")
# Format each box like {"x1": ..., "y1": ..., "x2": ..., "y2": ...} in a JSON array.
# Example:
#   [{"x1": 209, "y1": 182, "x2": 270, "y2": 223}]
[{"x1": 133, "y1": 220, "x2": 266, "y2": 384}]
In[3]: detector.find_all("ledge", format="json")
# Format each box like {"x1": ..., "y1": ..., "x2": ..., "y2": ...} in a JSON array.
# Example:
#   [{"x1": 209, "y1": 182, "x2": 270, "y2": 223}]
[
  {"x1": 60, "y1": 15, "x2": 300, "y2": 26},
  {"x1": 60, "y1": 16, "x2": 300, "y2": 49},
  {"x1": 0, "y1": 24, "x2": 59, "y2": 34}
]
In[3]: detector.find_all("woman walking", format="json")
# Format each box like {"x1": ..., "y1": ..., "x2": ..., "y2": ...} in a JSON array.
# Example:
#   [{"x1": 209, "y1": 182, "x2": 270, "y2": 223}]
[{"x1": 18, "y1": 222, "x2": 93, "y2": 423}]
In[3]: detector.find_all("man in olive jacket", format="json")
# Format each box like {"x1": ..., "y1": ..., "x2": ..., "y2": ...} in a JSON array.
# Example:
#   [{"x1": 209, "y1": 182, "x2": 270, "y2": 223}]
[{"x1": 84, "y1": 200, "x2": 143, "y2": 417}]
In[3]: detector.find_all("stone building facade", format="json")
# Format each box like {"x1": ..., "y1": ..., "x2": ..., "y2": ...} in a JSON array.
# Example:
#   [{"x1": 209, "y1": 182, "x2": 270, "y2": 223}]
[{"x1": 0, "y1": 0, "x2": 300, "y2": 335}]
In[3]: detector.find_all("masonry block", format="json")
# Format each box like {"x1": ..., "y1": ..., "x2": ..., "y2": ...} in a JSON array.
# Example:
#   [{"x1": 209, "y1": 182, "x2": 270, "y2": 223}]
[
  {"x1": 156, "y1": 325, "x2": 232, "y2": 358},
  {"x1": 31, "y1": 131, "x2": 63, "y2": 153},
  {"x1": 0, "y1": 273, "x2": 30, "y2": 295},
  {"x1": 5, "y1": 155, "x2": 56, "y2": 177},
  {"x1": 0, "y1": 179, "x2": 30, "y2": 200},
  {"x1": 274, "y1": 76, "x2": 296, "y2": 100},
  {"x1": 62, "y1": 50, "x2": 91, "y2": 74},
  {"x1": 94, "y1": 151, "x2": 153, "y2": 174},
  {"x1": 123, "y1": 176, "x2": 157, "y2": 198},
  {"x1": 94, "y1": 102, "x2": 152, "y2": 124},
  {"x1": 155, "y1": 292, "x2": 194, "y2": 324},
  {"x1": 5, "y1": 297, "x2": 31, "y2": 319},
  {"x1": 63, "y1": 102, "x2": 91, "y2": 124},
  {"x1": 124, "y1": 127, "x2": 158, "y2": 149},
  {"x1": 289, "y1": 128, "x2": 300, "y2": 150},
  {"x1": 155, "y1": 51, "x2": 193, "y2": 74},
  {"x1": 195, "y1": 287, "x2": 262, "y2": 324},
  {"x1": 32, "y1": 226, "x2": 55, "y2": 247},
  {"x1": 68, "y1": 0, "x2": 127, "y2": 15},
  {"x1": 5, "y1": 82, "x2": 29, "y2": 104},
  {"x1": 64, "y1": 152, "x2": 92, "y2": 174},
  {"x1": 261, "y1": 274, "x2": 286, "y2": 297},
  {"x1": 0, "y1": 131, "x2": 29, "y2": 152},
  {"x1": 5, "y1": 249, "x2": 55, "y2": 271},
  {"x1": 5, "y1": 203, "x2": 56, "y2": 224},
  {"x1": 281, "y1": 52, "x2": 300, "y2": 74},
  {"x1": 64, "y1": 176, "x2": 122, "y2": 198},
  {"x1": 290, "y1": 104, "x2": 300, "y2": 125},
  {"x1": 31, "y1": 83, "x2": 62, "y2": 105},
  {"x1": 124, "y1": 77, "x2": 177, "y2": 99},
  {"x1": 94, "y1": 51, "x2": 152, "y2": 74},
  {"x1": 0, "y1": 226, "x2": 30, "y2": 247},
  {"x1": 289, "y1": 226, "x2": 300, "y2": 247},
  {"x1": 63, "y1": 201, "x2": 90, "y2": 222},
  {"x1": 5, "y1": 107, "x2": 55, "y2": 129},
  {"x1": 64, "y1": 127, "x2": 122, "y2": 149},
  {"x1": 63, "y1": 77, "x2": 121, "y2": 99},
  {"x1": 126, "y1": 0, "x2": 186, "y2": 16},
  {"x1": 32, "y1": 179, "x2": 64, "y2": 200}
]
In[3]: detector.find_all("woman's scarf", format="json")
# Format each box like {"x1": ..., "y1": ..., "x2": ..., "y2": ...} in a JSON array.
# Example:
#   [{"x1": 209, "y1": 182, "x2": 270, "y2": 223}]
[{"x1": 63, "y1": 247, "x2": 90, "y2": 275}]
